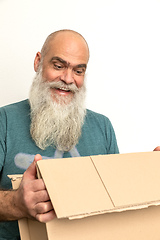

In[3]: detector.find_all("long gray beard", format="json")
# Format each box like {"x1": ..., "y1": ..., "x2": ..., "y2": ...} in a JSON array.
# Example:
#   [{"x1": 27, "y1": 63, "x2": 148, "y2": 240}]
[{"x1": 29, "y1": 69, "x2": 86, "y2": 151}]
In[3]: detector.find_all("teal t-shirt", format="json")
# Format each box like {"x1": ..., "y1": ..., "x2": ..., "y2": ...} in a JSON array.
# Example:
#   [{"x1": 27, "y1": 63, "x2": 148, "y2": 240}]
[{"x1": 0, "y1": 100, "x2": 119, "y2": 239}]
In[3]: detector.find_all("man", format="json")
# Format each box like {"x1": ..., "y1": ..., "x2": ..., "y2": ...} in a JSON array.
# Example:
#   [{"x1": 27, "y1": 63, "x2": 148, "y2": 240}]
[{"x1": 0, "y1": 30, "x2": 119, "y2": 239}]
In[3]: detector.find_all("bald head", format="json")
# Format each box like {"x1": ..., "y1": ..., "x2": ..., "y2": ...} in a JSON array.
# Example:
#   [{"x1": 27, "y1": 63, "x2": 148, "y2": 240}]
[{"x1": 41, "y1": 29, "x2": 89, "y2": 61}]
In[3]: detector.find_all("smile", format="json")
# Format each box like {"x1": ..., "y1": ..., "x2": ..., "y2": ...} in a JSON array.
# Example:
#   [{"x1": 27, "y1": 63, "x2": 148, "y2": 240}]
[
  {"x1": 55, "y1": 87, "x2": 71, "y2": 92},
  {"x1": 51, "y1": 87, "x2": 73, "y2": 97}
]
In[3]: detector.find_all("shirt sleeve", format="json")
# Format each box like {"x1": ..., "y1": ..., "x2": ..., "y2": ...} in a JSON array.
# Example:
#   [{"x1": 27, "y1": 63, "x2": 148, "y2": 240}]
[
  {"x1": 0, "y1": 108, "x2": 7, "y2": 172},
  {"x1": 104, "y1": 117, "x2": 119, "y2": 154}
]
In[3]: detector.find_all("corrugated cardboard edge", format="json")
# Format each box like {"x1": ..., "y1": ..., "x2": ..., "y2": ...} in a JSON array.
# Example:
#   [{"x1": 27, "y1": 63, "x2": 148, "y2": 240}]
[
  {"x1": 69, "y1": 200, "x2": 160, "y2": 220},
  {"x1": 8, "y1": 175, "x2": 31, "y2": 240}
]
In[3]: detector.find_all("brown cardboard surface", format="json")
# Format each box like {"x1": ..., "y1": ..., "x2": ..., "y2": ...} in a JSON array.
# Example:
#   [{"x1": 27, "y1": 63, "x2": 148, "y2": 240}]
[
  {"x1": 91, "y1": 152, "x2": 160, "y2": 208},
  {"x1": 18, "y1": 219, "x2": 31, "y2": 240},
  {"x1": 9, "y1": 151, "x2": 160, "y2": 240},
  {"x1": 37, "y1": 151, "x2": 160, "y2": 219},
  {"x1": 45, "y1": 205, "x2": 160, "y2": 240},
  {"x1": 18, "y1": 218, "x2": 48, "y2": 240},
  {"x1": 36, "y1": 156, "x2": 114, "y2": 219},
  {"x1": 45, "y1": 204, "x2": 160, "y2": 240},
  {"x1": 27, "y1": 220, "x2": 48, "y2": 240},
  {"x1": 8, "y1": 175, "x2": 23, "y2": 189}
]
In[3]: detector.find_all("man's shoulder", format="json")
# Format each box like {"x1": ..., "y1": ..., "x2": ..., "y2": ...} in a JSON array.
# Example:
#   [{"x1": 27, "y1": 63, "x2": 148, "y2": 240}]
[
  {"x1": 86, "y1": 109, "x2": 110, "y2": 121},
  {"x1": 85, "y1": 109, "x2": 113, "y2": 130},
  {"x1": 0, "y1": 99, "x2": 30, "y2": 113}
]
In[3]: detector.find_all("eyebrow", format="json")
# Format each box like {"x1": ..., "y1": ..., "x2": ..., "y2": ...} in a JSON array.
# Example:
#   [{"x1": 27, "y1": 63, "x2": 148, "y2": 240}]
[
  {"x1": 51, "y1": 56, "x2": 66, "y2": 64},
  {"x1": 50, "y1": 56, "x2": 87, "y2": 69}
]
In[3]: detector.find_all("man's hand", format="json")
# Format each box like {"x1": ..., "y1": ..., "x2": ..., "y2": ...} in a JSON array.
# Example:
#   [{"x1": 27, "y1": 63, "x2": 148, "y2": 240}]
[
  {"x1": 15, "y1": 154, "x2": 56, "y2": 222},
  {"x1": 153, "y1": 146, "x2": 160, "y2": 151}
]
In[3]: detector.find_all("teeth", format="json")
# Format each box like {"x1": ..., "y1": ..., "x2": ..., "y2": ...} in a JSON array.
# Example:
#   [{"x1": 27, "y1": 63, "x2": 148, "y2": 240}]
[{"x1": 59, "y1": 87, "x2": 70, "y2": 91}]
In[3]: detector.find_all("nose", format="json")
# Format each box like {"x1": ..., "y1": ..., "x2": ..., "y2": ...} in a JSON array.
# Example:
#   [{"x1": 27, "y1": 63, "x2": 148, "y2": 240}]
[{"x1": 60, "y1": 68, "x2": 74, "y2": 84}]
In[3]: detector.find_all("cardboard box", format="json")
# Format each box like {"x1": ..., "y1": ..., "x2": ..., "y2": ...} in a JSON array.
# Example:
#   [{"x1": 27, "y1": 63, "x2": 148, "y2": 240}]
[{"x1": 10, "y1": 151, "x2": 160, "y2": 240}]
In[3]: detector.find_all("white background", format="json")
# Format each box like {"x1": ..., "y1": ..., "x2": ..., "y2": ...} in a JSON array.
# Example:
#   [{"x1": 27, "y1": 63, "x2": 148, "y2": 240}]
[{"x1": 0, "y1": 0, "x2": 160, "y2": 153}]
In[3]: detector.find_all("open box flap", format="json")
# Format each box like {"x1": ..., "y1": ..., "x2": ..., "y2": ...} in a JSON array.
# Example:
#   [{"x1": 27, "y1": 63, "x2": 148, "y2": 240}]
[
  {"x1": 36, "y1": 156, "x2": 114, "y2": 219},
  {"x1": 37, "y1": 152, "x2": 160, "y2": 220},
  {"x1": 91, "y1": 152, "x2": 160, "y2": 208}
]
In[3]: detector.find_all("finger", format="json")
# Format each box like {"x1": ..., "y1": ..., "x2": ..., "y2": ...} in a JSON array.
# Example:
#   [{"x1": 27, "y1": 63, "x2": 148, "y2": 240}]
[
  {"x1": 32, "y1": 189, "x2": 51, "y2": 203},
  {"x1": 36, "y1": 210, "x2": 56, "y2": 223},
  {"x1": 34, "y1": 154, "x2": 43, "y2": 163},
  {"x1": 34, "y1": 201, "x2": 53, "y2": 214},
  {"x1": 19, "y1": 189, "x2": 51, "y2": 218},
  {"x1": 23, "y1": 179, "x2": 46, "y2": 192},
  {"x1": 23, "y1": 154, "x2": 42, "y2": 180},
  {"x1": 153, "y1": 146, "x2": 160, "y2": 151}
]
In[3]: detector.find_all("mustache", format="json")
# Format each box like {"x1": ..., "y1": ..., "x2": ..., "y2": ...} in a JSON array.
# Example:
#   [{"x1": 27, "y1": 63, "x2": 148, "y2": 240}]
[{"x1": 45, "y1": 81, "x2": 79, "y2": 93}]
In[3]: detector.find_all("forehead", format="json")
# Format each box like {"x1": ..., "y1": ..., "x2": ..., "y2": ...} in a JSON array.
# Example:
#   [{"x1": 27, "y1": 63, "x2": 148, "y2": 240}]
[{"x1": 44, "y1": 32, "x2": 89, "y2": 65}]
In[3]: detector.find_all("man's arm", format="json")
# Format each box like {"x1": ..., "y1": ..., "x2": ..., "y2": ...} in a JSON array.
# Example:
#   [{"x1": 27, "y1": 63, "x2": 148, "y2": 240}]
[
  {"x1": 0, "y1": 189, "x2": 23, "y2": 221},
  {"x1": 0, "y1": 154, "x2": 56, "y2": 223}
]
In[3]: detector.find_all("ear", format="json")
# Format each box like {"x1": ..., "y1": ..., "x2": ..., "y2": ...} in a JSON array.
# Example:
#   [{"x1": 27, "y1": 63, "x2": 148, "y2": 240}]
[{"x1": 34, "y1": 52, "x2": 42, "y2": 72}]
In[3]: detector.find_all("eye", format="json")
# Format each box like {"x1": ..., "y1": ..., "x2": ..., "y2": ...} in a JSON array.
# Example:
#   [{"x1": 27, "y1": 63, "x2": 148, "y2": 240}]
[
  {"x1": 74, "y1": 68, "x2": 86, "y2": 76},
  {"x1": 53, "y1": 62, "x2": 64, "y2": 70}
]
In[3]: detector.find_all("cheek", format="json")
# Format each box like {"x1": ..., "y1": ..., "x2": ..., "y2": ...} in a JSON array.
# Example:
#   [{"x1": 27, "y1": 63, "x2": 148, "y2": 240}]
[
  {"x1": 42, "y1": 68, "x2": 60, "y2": 82},
  {"x1": 75, "y1": 77, "x2": 84, "y2": 88}
]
